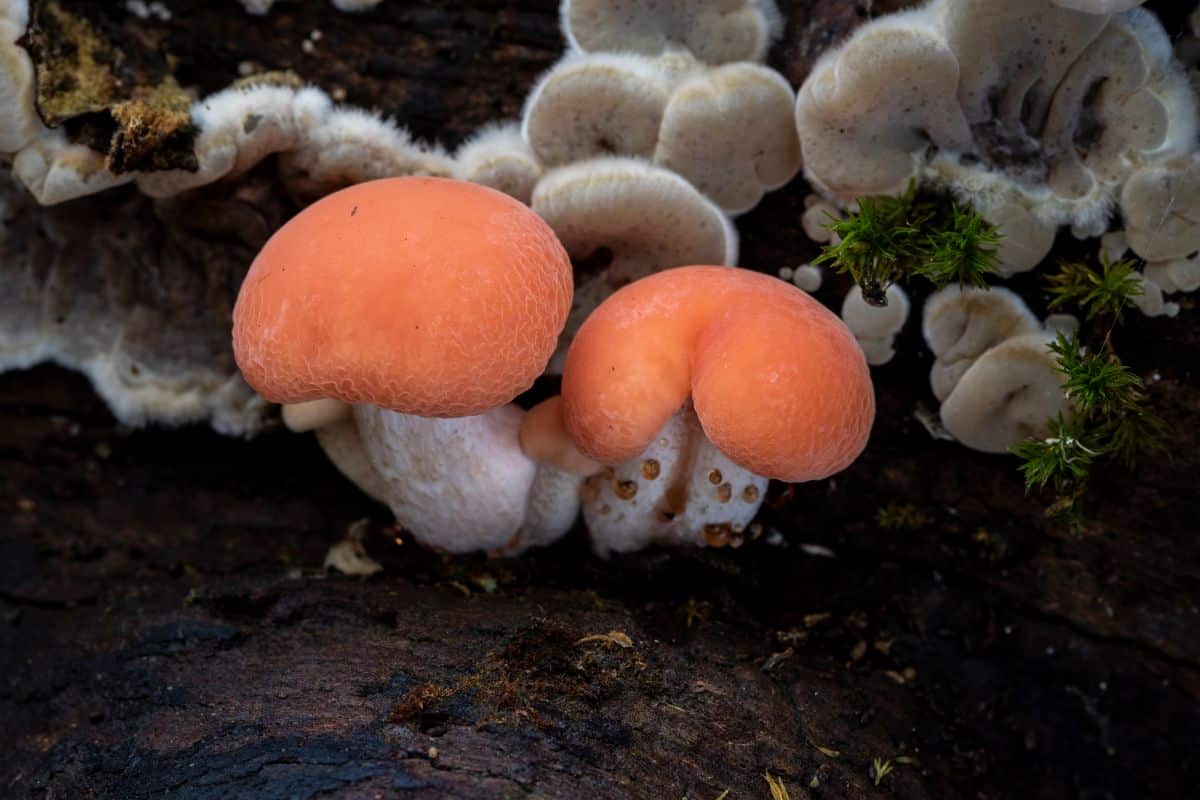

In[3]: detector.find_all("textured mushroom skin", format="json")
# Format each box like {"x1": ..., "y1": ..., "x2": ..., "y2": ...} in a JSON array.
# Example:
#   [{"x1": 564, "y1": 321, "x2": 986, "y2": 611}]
[
  {"x1": 233, "y1": 177, "x2": 572, "y2": 417},
  {"x1": 563, "y1": 266, "x2": 874, "y2": 483}
]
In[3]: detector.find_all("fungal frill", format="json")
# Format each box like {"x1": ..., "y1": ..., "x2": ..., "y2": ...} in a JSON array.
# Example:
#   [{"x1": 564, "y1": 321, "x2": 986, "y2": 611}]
[
  {"x1": 232, "y1": 177, "x2": 582, "y2": 554},
  {"x1": 561, "y1": 267, "x2": 875, "y2": 555},
  {"x1": 453, "y1": 122, "x2": 543, "y2": 204},
  {"x1": 795, "y1": 0, "x2": 1195, "y2": 271},
  {"x1": 523, "y1": 50, "x2": 799, "y2": 214},
  {"x1": 560, "y1": 0, "x2": 783, "y2": 65},
  {"x1": 923, "y1": 285, "x2": 1074, "y2": 453}
]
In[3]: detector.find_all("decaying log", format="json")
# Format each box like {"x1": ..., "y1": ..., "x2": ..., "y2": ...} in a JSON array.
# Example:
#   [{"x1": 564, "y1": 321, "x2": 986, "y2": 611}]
[{"x1": 2, "y1": 1, "x2": 1199, "y2": 798}]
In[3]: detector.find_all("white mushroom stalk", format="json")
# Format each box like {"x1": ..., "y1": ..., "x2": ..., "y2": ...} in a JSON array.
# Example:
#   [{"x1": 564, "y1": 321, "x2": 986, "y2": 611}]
[
  {"x1": 579, "y1": 406, "x2": 767, "y2": 557},
  {"x1": 283, "y1": 398, "x2": 589, "y2": 555},
  {"x1": 795, "y1": 0, "x2": 1195, "y2": 270}
]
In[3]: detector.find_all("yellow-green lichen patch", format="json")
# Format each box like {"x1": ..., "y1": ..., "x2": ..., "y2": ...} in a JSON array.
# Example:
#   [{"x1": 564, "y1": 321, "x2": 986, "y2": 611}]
[{"x1": 19, "y1": 1, "x2": 197, "y2": 173}]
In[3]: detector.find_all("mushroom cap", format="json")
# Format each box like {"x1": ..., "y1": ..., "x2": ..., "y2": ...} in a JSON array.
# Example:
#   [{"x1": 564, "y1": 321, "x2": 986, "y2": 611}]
[
  {"x1": 940, "y1": 332, "x2": 1070, "y2": 453},
  {"x1": 531, "y1": 157, "x2": 737, "y2": 371},
  {"x1": 562, "y1": 266, "x2": 874, "y2": 483},
  {"x1": 233, "y1": 176, "x2": 572, "y2": 417}
]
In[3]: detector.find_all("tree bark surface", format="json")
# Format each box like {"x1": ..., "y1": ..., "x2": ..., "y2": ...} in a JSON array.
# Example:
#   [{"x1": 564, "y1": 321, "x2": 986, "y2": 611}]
[{"x1": 2, "y1": 2, "x2": 1198, "y2": 799}]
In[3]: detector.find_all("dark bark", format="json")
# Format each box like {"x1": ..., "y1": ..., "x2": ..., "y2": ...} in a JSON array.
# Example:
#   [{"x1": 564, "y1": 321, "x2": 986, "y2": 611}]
[{"x1": 2, "y1": 1, "x2": 1199, "y2": 799}]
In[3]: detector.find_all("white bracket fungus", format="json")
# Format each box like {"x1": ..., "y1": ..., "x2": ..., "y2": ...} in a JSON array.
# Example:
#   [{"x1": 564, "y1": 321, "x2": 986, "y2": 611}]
[
  {"x1": 923, "y1": 285, "x2": 1078, "y2": 453},
  {"x1": 939, "y1": 332, "x2": 1072, "y2": 453},
  {"x1": 560, "y1": 0, "x2": 782, "y2": 65},
  {"x1": 523, "y1": 51, "x2": 798, "y2": 213},
  {"x1": 0, "y1": 177, "x2": 267, "y2": 435},
  {"x1": 0, "y1": 3, "x2": 41, "y2": 154},
  {"x1": 452, "y1": 122, "x2": 543, "y2": 204},
  {"x1": 922, "y1": 285, "x2": 1041, "y2": 404},
  {"x1": 796, "y1": 0, "x2": 1196, "y2": 272}
]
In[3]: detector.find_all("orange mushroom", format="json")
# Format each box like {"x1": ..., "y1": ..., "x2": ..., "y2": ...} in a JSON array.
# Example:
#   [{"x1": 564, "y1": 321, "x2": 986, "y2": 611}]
[
  {"x1": 562, "y1": 266, "x2": 874, "y2": 483},
  {"x1": 234, "y1": 176, "x2": 570, "y2": 417},
  {"x1": 232, "y1": 176, "x2": 582, "y2": 553}
]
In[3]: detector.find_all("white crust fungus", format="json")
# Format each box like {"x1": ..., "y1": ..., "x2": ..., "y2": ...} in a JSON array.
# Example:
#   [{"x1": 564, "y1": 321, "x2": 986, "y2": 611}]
[
  {"x1": 560, "y1": 0, "x2": 782, "y2": 65},
  {"x1": 842, "y1": 284, "x2": 910, "y2": 366},
  {"x1": 581, "y1": 407, "x2": 767, "y2": 557},
  {"x1": 531, "y1": 157, "x2": 737, "y2": 371}
]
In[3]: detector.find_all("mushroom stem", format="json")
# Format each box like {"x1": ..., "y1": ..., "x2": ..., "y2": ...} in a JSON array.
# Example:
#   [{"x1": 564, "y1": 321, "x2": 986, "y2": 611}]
[
  {"x1": 519, "y1": 396, "x2": 604, "y2": 476},
  {"x1": 282, "y1": 398, "x2": 352, "y2": 432}
]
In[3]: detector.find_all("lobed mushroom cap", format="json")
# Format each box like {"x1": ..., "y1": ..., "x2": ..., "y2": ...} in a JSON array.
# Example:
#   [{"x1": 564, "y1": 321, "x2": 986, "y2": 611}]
[
  {"x1": 562, "y1": 266, "x2": 874, "y2": 483},
  {"x1": 233, "y1": 176, "x2": 572, "y2": 417}
]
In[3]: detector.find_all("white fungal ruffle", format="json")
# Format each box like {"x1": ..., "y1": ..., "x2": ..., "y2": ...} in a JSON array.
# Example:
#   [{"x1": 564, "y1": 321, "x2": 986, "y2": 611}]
[{"x1": 796, "y1": 0, "x2": 1196, "y2": 263}]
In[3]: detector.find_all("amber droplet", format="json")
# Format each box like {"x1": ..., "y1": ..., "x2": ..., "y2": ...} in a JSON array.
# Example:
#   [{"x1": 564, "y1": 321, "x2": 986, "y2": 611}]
[
  {"x1": 707, "y1": 469, "x2": 723, "y2": 485},
  {"x1": 715, "y1": 483, "x2": 733, "y2": 503},
  {"x1": 615, "y1": 480, "x2": 639, "y2": 500},
  {"x1": 602, "y1": 467, "x2": 616, "y2": 481},
  {"x1": 742, "y1": 485, "x2": 760, "y2": 503},
  {"x1": 641, "y1": 459, "x2": 661, "y2": 480},
  {"x1": 597, "y1": 504, "x2": 612, "y2": 516},
  {"x1": 703, "y1": 523, "x2": 733, "y2": 547}
]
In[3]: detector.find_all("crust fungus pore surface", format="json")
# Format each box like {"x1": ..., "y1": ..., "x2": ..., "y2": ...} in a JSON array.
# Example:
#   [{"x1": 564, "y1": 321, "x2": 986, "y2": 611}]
[
  {"x1": 522, "y1": 51, "x2": 799, "y2": 214},
  {"x1": 796, "y1": 0, "x2": 1194, "y2": 275}
]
